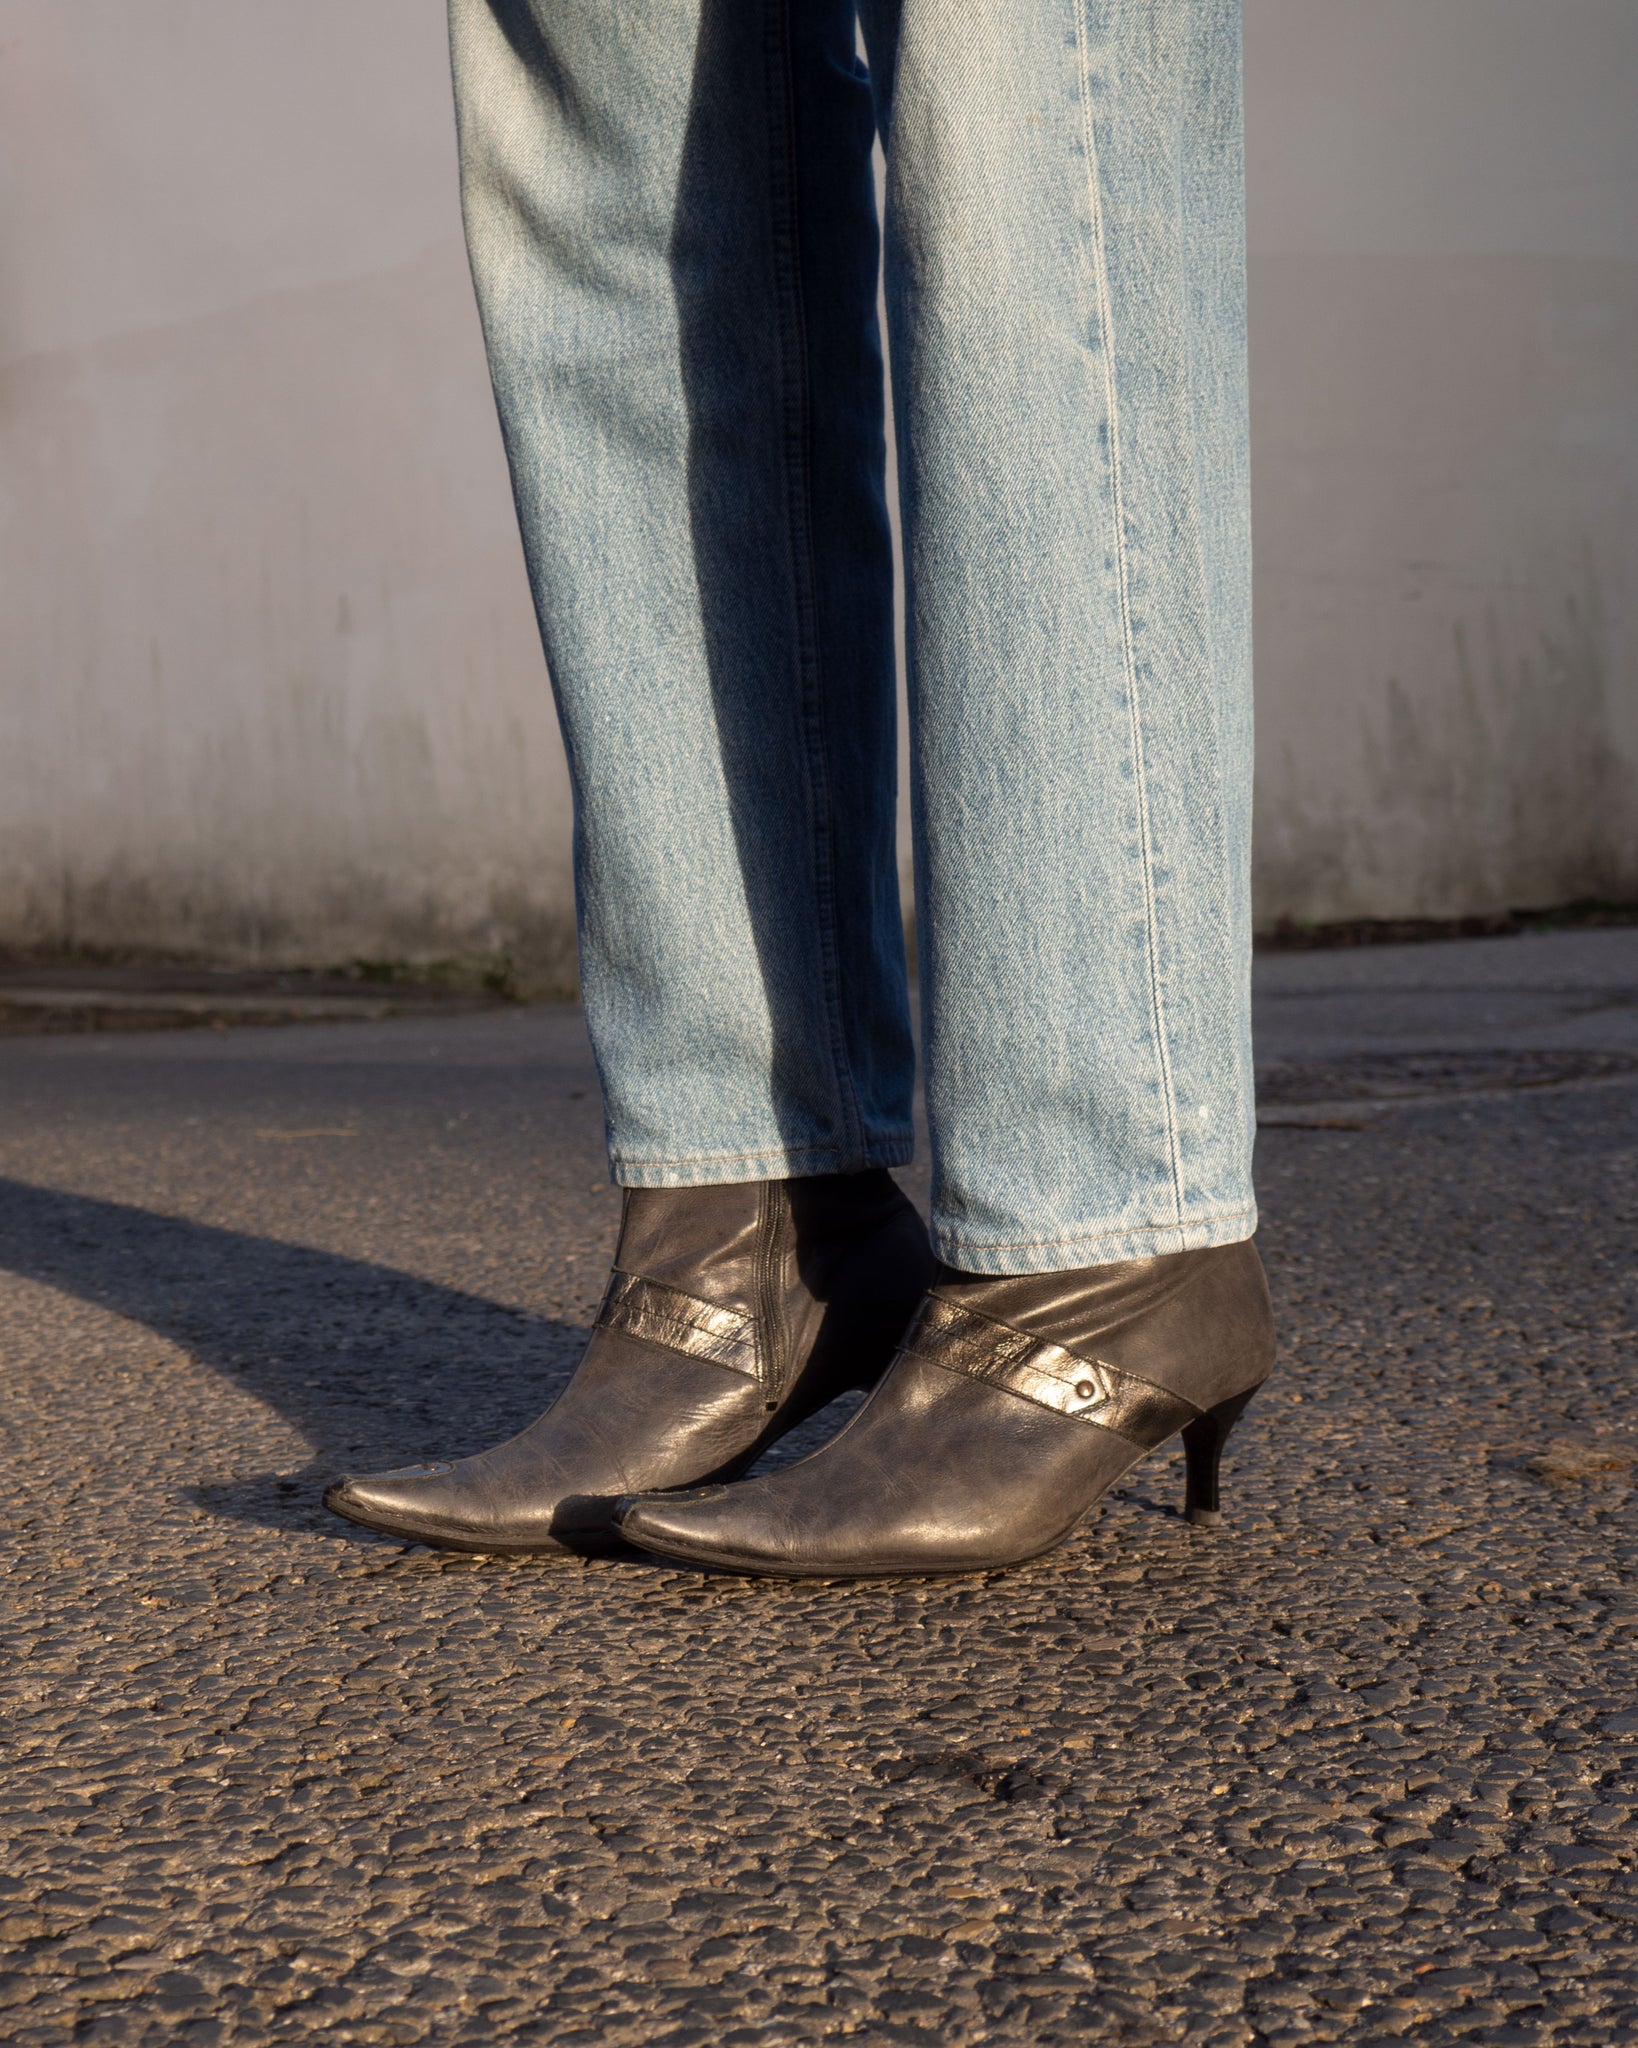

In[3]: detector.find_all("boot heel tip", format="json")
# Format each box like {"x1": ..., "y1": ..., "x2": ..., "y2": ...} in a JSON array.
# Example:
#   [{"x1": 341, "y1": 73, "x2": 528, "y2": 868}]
[{"x1": 1186, "y1": 1505, "x2": 1223, "y2": 1529}]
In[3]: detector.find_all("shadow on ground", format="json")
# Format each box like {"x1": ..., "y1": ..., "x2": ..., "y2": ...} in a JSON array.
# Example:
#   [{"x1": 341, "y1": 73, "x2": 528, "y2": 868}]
[{"x1": 0, "y1": 1176, "x2": 587, "y2": 1539}]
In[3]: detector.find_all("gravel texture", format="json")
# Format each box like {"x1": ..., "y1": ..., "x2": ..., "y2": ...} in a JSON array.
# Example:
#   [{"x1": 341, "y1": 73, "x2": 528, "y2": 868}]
[{"x1": 2, "y1": 931, "x2": 1635, "y2": 2046}]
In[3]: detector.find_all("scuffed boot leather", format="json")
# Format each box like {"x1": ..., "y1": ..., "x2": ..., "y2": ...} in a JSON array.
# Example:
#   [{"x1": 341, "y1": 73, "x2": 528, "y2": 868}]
[
  {"x1": 324, "y1": 1171, "x2": 932, "y2": 1554},
  {"x1": 614, "y1": 1239, "x2": 1275, "y2": 1578}
]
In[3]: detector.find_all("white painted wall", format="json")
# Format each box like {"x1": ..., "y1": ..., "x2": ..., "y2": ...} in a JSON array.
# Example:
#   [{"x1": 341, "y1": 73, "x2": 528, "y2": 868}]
[
  {"x1": 2, "y1": 1, "x2": 1635, "y2": 978},
  {"x1": 1245, "y1": 0, "x2": 1638, "y2": 922},
  {"x1": 0, "y1": 3, "x2": 574, "y2": 981}
]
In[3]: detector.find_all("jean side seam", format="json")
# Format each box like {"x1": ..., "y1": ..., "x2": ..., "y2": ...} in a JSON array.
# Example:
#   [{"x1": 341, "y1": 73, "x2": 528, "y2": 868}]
[
  {"x1": 1073, "y1": 6, "x2": 1186, "y2": 1230},
  {"x1": 762, "y1": 2, "x2": 868, "y2": 1168}
]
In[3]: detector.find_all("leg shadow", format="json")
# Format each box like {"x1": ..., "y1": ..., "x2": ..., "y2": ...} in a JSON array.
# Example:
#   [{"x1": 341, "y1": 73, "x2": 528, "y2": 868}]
[
  {"x1": 0, "y1": 1177, "x2": 586, "y2": 1539},
  {"x1": 672, "y1": 0, "x2": 913, "y2": 1168}
]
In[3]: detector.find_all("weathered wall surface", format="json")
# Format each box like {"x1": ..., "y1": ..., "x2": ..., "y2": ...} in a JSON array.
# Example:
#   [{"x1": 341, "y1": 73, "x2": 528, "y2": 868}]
[
  {"x1": 2, "y1": 1, "x2": 1635, "y2": 974},
  {"x1": 1245, "y1": 0, "x2": 1638, "y2": 922},
  {"x1": 0, "y1": 4, "x2": 573, "y2": 981}
]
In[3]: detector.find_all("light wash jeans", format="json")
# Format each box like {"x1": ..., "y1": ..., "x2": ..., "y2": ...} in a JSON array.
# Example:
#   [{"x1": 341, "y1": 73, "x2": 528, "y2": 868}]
[{"x1": 449, "y1": 0, "x2": 1257, "y2": 1275}]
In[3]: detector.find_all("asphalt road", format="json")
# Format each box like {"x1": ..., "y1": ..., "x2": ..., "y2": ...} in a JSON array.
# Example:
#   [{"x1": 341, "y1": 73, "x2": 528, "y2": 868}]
[{"x1": 3, "y1": 931, "x2": 1636, "y2": 2046}]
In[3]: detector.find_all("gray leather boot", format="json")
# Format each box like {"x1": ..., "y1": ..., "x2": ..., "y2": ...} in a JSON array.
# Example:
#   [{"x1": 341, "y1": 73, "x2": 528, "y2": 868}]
[
  {"x1": 324, "y1": 1170, "x2": 932, "y2": 1554},
  {"x1": 613, "y1": 1239, "x2": 1275, "y2": 1578}
]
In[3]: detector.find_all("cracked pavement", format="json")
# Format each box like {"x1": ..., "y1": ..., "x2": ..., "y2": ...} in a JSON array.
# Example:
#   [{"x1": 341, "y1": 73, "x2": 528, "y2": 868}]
[{"x1": 2, "y1": 930, "x2": 1636, "y2": 2046}]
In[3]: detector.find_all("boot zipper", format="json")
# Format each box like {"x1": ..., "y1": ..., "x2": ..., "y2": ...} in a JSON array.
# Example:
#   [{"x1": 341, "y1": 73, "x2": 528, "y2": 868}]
[{"x1": 754, "y1": 1182, "x2": 787, "y2": 1410}]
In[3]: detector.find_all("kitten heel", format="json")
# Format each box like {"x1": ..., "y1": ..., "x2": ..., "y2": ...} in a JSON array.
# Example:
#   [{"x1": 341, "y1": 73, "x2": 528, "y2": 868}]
[{"x1": 1181, "y1": 1387, "x2": 1259, "y2": 1528}]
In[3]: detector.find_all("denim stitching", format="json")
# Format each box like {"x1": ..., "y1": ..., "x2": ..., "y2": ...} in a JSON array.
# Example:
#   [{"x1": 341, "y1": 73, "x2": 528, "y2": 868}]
[
  {"x1": 762, "y1": 0, "x2": 868, "y2": 1169},
  {"x1": 946, "y1": 1203, "x2": 1258, "y2": 1255},
  {"x1": 612, "y1": 1134, "x2": 915, "y2": 1172},
  {"x1": 1073, "y1": 2, "x2": 1186, "y2": 1228}
]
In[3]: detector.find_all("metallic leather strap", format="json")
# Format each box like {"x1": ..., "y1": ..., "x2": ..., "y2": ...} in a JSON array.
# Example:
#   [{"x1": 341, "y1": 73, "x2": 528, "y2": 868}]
[
  {"x1": 904, "y1": 1293, "x2": 1199, "y2": 1449},
  {"x1": 597, "y1": 1270, "x2": 759, "y2": 1380}
]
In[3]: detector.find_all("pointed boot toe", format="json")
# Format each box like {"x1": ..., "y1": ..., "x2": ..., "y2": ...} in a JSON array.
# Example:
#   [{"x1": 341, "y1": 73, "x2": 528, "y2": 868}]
[
  {"x1": 613, "y1": 1480, "x2": 805, "y2": 1575},
  {"x1": 323, "y1": 1462, "x2": 492, "y2": 1548},
  {"x1": 324, "y1": 1463, "x2": 450, "y2": 1522},
  {"x1": 612, "y1": 1485, "x2": 730, "y2": 1562},
  {"x1": 322, "y1": 1458, "x2": 573, "y2": 1554}
]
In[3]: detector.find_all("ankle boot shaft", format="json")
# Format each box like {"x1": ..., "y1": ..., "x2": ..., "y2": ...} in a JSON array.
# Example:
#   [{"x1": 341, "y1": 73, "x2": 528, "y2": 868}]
[
  {"x1": 607, "y1": 1171, "x2": 930, "y2": 1408},
  {"x1": 931, "y1": 1240, "x2": 1273, "y2": 1416}
]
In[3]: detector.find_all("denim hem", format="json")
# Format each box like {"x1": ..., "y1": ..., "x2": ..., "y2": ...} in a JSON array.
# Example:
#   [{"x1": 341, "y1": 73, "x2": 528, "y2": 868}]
[
  {"x1": 932, "y1": 1204, "x2": 1259, "y2": 1277},
  {"x1": 611, "y1": 1132, "x2": 915, "y2": 1188}
]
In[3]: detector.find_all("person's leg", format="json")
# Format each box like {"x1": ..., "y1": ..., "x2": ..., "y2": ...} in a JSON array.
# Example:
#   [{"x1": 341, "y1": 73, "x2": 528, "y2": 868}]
[
  {"x1": 326, "y1": 0, "x2": 932, "y2": 1552},
  {"x1": 865, "y1": 0, "x2": 1256, "y2": 1270},
  {"x1": 618, "y1": 0, "x2": 1273, "y2": 1578},
  {"x1": 452, "y1": 0, "x2": 913, "y2": 1182}
]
